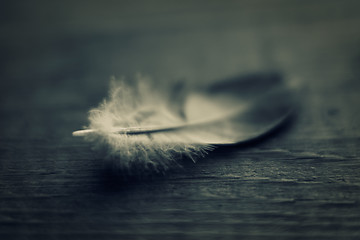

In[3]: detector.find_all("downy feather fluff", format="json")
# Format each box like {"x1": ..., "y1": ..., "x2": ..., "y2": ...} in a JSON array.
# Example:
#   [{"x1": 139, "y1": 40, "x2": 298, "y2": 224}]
[{"x1": 76, "y1": 76, "x2": 211, "y2": 172}]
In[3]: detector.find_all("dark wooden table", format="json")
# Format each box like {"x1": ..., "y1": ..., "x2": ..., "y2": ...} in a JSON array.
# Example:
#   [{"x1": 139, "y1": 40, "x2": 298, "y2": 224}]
[{"x1": 1, "y1": 1, "x2": 360, "y2": 239}]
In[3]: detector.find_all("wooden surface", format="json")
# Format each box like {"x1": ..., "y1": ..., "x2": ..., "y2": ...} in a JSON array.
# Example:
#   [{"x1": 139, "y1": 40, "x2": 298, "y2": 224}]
[{"x1": 1, "y1": 1, "x2": 360, "y2": 239}]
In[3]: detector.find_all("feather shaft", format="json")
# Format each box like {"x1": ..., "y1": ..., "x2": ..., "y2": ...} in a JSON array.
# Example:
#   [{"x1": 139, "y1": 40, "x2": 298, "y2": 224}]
[{"x1": 72, "y1": 105, "x2": 246, "y2": 137}]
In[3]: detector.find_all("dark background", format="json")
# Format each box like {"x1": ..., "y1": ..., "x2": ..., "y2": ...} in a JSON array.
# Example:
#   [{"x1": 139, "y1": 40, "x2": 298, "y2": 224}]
[{"x1": 1, "y1": 0, "x2": 360, "y2": 239}]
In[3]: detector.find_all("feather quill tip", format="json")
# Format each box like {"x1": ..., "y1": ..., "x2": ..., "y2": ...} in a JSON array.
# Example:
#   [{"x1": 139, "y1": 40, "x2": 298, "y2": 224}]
[{"x1": 72, "y1": 129, "x2": 96, "y2": 137}]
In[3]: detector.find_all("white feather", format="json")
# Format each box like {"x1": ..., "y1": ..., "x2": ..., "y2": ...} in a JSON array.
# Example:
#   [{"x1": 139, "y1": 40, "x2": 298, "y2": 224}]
[{"x1": 73, "y1": 73, "x2": 294, "y2": 173}]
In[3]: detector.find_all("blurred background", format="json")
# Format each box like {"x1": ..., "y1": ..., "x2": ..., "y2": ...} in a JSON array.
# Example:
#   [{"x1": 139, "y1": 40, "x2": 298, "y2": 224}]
[
  {"x1": 1, "y1": 0, "x2": 360, "y2": 139},
  {"x1": 1, "y1": 1, "x2": 360, "y2": 239}
]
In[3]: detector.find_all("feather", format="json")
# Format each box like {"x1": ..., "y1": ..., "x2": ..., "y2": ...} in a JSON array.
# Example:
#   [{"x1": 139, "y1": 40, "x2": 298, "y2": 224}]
[{"x1": 73, "y1": 73, "x2": 294, "y2": 173}]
